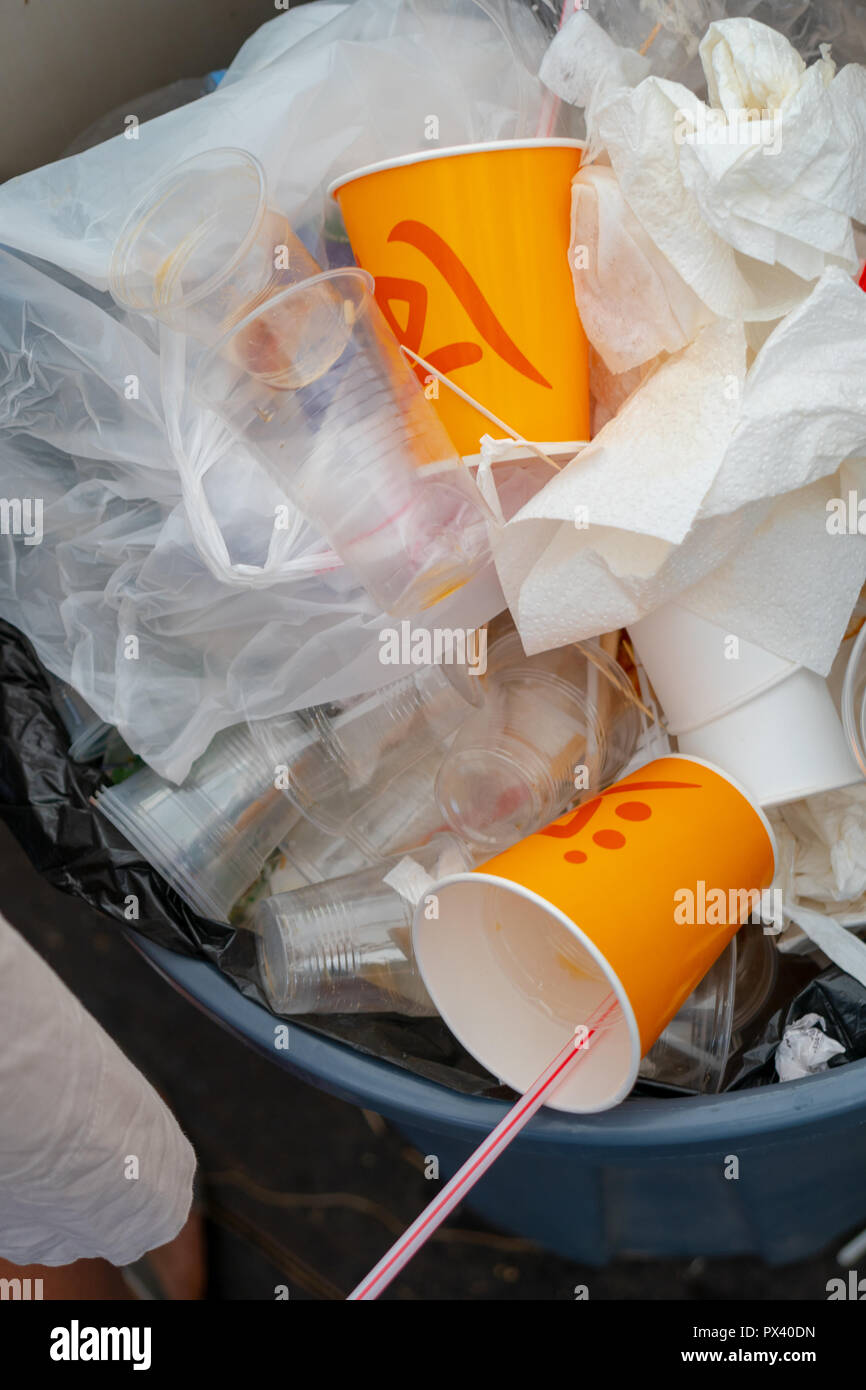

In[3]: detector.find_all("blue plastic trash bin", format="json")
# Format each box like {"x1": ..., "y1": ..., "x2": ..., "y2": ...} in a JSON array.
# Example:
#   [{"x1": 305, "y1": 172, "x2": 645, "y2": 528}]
[{"x1": 128, "y1": 933, "x2": 866, "y2": 1265}]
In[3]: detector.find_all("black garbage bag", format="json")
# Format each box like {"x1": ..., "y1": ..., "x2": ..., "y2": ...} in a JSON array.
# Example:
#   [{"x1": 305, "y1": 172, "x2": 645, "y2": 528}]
[
  {"x1": 0, "y1": 617, "x2": 509, "y2": 1099},
  {"x1": 726, "y1": 966, "x2": 866, "y2": 1089}
]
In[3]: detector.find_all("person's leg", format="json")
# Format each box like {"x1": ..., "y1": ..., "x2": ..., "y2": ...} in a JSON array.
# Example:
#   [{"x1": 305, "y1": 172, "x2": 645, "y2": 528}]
[
  {"x1": 0, "y1": 916, "x2": 200, "y2": 1285},
  {"x1": 0, "y1": 1206, "x2": 206, "y2": 1300},
  {"x1": 0, "y1": 1254, "x2": 134, "y2": 1300}
]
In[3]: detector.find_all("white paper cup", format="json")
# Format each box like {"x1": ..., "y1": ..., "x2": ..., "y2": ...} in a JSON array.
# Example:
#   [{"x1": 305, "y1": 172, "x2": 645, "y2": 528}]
[
  {"x1": 413, "y1": 874, "x2": 641, "y2": 1113},
  {"x1": 629, "y1": 604, "x2": 797, "y2": 736},
  {"x1": 411, "y1": 755, "x2": 776, "y2": 1113},
  {"x1": 677, "y1": 668, "x2": 863, "y2": 808}
]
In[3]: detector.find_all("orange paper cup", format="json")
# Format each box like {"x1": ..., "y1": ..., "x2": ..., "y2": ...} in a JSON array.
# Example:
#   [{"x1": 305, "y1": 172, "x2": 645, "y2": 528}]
[
  {"x1": 329, "y1": 140, "x2": 590, "y2": 456},
  {"x1": 412, "y1": 756, "x2": 776, "y2": 1112}
]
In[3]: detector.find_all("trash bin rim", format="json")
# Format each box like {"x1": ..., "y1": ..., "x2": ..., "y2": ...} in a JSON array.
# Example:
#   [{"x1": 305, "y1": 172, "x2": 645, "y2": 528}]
[{"x1": 127, "y1": 932, "x2": 866, "y2": 1150}]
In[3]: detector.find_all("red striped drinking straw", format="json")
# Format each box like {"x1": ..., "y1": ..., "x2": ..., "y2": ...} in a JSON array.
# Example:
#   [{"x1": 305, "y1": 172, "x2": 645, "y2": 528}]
[{"x1": 347, "y1": 991, "x2": 621, "y2": 1300}]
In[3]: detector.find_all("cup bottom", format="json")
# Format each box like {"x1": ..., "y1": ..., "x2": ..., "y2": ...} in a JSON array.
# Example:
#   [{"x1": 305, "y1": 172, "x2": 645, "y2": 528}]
[{"x1": 436, "y1": 747, "x2": 553, "y2": 854}]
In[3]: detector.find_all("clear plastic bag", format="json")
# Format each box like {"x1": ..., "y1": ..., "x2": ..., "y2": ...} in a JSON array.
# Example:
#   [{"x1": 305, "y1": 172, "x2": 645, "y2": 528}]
[{"x1": 0, "y1": 0, "x2": 554, "y2": 780}]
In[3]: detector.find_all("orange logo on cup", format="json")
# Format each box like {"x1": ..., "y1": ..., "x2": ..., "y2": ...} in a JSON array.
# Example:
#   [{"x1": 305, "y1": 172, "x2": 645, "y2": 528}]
[
  {"x1": 478, "y1": 757, "x2": 777, "y2": 1052},
  {"x1": 539, "y1": 778, "x2": 701, "y2": 864},
  {"x1": 376, "y1": 220, "x2": 552, "y2": 392},
  {"x1": 332, "y1": 142, "x2": 591, "y2": 455}
]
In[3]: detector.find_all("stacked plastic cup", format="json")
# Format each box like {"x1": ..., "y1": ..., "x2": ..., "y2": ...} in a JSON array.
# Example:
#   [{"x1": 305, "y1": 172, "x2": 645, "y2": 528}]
[
  {"x1": 109, "y1": 147, "x2": 321, "y2": 340},
  {"x1": 193, "y1": 267, "x2": 492, "y2": 617},
  {"x1": 630, "y1": 602, "x2": 862, "y2": 807},
  {"x1": 250, "y1": 662, "x2": 482, "y2": 835},
  {"x1": 47, "y1": 676, "x2": 112, "y2": 763},
  {"x1": 94, "y1": 725, "x2": 298, "y2": 923},
  {"x1": 254, "y1": 837, "x2": 471, "y2": 1016},
  {"x1": 283, "y1": 747, "x2": 459, "y2": 884},
  {"x1": 280, "y1": 817, "x2": 375, "y2": 887},
  {"x1": 435, "y1": 631, "x2": 640, "y2": 854}
]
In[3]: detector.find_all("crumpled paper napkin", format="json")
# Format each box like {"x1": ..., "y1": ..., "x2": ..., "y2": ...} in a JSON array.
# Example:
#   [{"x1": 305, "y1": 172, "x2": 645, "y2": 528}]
[
  {"x1": 775, "y1": 1012, "x2": 846, "y2": 1081},
  {"x1": 545, "y1": 11, "x2": 866, "y2": 367},
  {"x1": 491, "y1": 267, "x2": 866, "y2": 672}
]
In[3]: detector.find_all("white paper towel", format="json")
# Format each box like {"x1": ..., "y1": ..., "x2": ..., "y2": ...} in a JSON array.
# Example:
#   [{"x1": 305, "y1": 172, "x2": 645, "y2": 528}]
[
  {"x1": 547, "y1": 12, "x2": 866, "y2": 341},
  {"x1": 571, "y1": 164, "x2": 716, "y2": 373},
  {"x1": 491, "y1": 269, "x2": 866, "y2": 672},
  {"x1": 700, "y1": 269, "x2": 866, "y2": 517}
]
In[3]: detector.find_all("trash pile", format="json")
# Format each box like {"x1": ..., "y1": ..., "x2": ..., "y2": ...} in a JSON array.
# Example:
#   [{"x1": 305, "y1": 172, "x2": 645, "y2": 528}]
[{"x1": 1, "y1": 0, "x2": 866, "y2": 1110}]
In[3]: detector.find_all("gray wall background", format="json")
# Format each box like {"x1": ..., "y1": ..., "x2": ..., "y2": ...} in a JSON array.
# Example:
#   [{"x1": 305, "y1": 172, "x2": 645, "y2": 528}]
[{"x1": 0, "y1": 0, "x2": 286, "y2": 177}]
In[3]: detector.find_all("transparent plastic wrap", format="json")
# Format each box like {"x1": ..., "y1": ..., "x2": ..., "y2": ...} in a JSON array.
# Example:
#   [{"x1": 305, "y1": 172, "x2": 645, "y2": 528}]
[
  {"x1": 0, "y1": 0, "x2": 562, "y2": 781},
  {"x1": 568, "y1": 1, "x2": 866, "y2": 89}
]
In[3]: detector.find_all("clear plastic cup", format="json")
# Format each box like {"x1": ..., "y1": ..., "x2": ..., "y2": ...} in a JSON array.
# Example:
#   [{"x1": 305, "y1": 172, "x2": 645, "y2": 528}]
[
  {"x1": 254, "y1": 837, "x2": 471, "y2": 1016},
  {"x1": 281, "y1": 819, "x2": 375, "y2": 887},
  {"x1": 94, "y1": 725, "x2": 298, "y2": 923},
  {"x1": 47, "y1": 675, "x2": 112, "y2": 763},
  {"x1": 282, "y1": 748, "x2": 467, "y2": 884},
  {"x1": 842, "y1": 623, "x2": 866, "y2": 778},
  {"x1": 638, "y1": 940, "x2": 737, "y2": 1094},
  {"x1": 193, "y1": 268, "x2": 492, "y2": 617},
  {"x1": 249, "y1": 663, "x2": 481, "y2": 836},
  {"x1": 109, "y1": 147, "x2": 321, "y2": 340},
  {"x1": 346, "y1": 747, "x2": 457, "y2": 859},
  {"x1": 732, "y1": 926, "x2": 779, "y2": 1033},
  {"x1": 435, "y1": 639, "x2": 640, "y2": 854}
]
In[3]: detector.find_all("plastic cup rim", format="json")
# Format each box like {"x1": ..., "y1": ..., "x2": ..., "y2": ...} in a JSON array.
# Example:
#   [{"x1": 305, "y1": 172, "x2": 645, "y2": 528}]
[
  {"x1": 109, "y1": 147, "x2": 268, "y2": 316},
  {"x1": 193, "y1": 266, "x2": 375, "y2": 402},
  {"x1": 327, "y1": 137, "x2": 587, "y2": 200},
  {"x1": 435, "y1": 744, "x2": 548, "y2": 851},
  {"x1": 96, "y1": 776, "x2": 266, "y2": 918},
  {"x1": 412, "y1": 870, "x2": 642, "y2": 1113}
]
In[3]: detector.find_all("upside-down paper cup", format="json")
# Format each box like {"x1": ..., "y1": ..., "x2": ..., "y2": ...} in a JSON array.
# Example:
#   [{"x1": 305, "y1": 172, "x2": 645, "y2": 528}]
[
  {"x1": 677, "y1": 668, "x2": 863, "y2": 807},
  {"x1": 628, "y1": 603, "x2": 797, "y2": 735},
  {"x1": 412, "y1": 756, "x2": 776, "y2": 1112},
  {"x1": 329, "y1": 140, "x2": 590, "y2": 456}
]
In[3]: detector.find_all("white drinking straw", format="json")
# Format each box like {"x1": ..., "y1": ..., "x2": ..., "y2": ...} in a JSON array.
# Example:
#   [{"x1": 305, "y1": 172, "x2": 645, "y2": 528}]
[
  {"x1": 399, "y1": 344, "x2": 577, "y2": 473},
  {"x1": 347, "y1": 991, "x2": 621, "y2": 1300}
]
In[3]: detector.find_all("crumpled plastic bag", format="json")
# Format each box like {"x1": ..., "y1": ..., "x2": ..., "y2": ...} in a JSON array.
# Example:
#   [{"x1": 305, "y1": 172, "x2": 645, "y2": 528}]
[
  {"x1": 491, "y1": 267, "x2": 866, "y2": 673},
  {"x1": 556, "y1": 0, "x2": 866, "y2": 95},
  {"x1": 0, "y1": 0, "x2": 562, "y2": 781}
]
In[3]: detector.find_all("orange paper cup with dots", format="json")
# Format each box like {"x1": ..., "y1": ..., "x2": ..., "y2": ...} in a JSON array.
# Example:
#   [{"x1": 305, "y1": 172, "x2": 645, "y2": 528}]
[
  {"x1": 329, "y1": 140, "x2": 590, "y2": 456},
  {"x1": 412, "y1": 755, "x2": 776, "y2": 1112}
]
